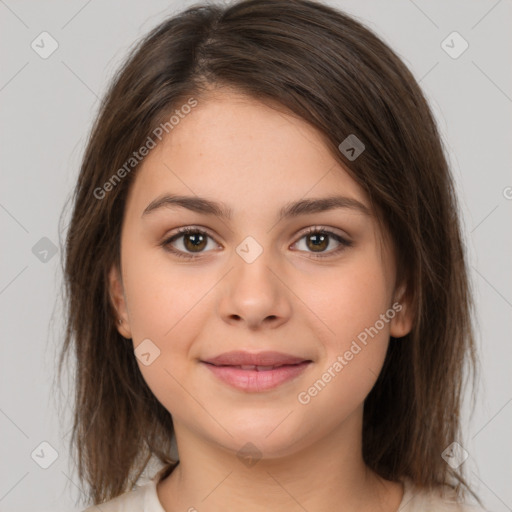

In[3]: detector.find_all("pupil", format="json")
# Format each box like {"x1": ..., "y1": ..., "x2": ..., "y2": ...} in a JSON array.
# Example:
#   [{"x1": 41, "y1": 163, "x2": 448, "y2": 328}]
[
  {"x1": 185, "y1": 233, "x2": 206, "y2": 251},
  {"x1": 309, "y1": 233, "x2": 327, "y2": 251}
]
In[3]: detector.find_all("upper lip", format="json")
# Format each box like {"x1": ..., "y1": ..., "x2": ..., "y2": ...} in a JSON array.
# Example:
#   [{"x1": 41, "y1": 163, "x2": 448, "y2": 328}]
[{"x1": 202, "y1": 351, "x2": 311, "y2": 367}]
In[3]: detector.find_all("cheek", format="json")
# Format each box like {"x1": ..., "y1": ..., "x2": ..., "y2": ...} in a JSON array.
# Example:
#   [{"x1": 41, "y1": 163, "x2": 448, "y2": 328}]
[
  {"x1": 121, "y1": 245, "x2": 213, "y2": 395},
  {"x1": 123, "y1": 245, "x2": 206, "y2": 342},
  {"x1": 300, "y1": 256, "x2": 393, "y2": 347},
  {"x1": 121, "y1": 252, "x2": 206, "y2": 414},
  {"x1": 293, "y1": 254, "x2": 393, "y2": 407}
]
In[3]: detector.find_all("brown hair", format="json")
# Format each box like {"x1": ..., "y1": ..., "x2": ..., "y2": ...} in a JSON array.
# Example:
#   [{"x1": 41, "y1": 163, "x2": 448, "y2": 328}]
[{"x1": 58, "y1": 0, "x2": 478, "y2": 506}]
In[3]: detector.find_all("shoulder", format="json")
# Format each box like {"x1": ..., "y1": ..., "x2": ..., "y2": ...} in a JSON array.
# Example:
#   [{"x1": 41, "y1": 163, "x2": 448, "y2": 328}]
[
  {"x1": 400, "y1": 479, "x2": 488, "y2": 512},
  {"x1": 81, "y1": 477, "x2": 164, "y2": 512}
]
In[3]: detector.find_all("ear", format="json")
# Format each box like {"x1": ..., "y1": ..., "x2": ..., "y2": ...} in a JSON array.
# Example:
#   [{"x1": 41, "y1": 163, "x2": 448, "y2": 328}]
[
  {"x1": 390, "y1": 282, "x2": 414, "y2": 338},
  {"x1": 108, "y1": 265, "x2": 132, "y2": 339}
]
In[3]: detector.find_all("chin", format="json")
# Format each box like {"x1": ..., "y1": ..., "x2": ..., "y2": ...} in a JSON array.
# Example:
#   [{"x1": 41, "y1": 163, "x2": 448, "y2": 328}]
[{"x1": 210, "y1": 422, "x2": 308, "y2": 461}]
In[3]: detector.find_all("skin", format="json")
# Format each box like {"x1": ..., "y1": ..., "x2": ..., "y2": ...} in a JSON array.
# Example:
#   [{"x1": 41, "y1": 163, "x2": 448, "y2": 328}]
[{"x1": 109, "y1": 88, "x2": 413, "y2": 512}]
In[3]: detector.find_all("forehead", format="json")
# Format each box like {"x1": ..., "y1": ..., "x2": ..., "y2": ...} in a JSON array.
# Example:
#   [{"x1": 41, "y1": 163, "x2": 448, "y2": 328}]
[{"x1": 126, "y1": 89, "x2": 370, "y2": 216}]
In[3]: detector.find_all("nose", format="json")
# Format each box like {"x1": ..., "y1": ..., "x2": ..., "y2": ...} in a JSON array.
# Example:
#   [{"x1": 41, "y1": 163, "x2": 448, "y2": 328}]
[{"x1": 217, "y1": 249, "x2": 293, "y2": 330}]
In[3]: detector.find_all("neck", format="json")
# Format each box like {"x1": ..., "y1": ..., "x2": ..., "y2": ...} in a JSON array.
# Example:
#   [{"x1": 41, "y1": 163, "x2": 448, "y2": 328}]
[{"x1": 156, "y1": 407, "x2": 403, "y2": 512}]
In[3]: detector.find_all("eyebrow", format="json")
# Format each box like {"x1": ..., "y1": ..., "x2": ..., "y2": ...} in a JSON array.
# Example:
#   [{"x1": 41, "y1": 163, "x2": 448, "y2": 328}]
[{"x1": 142, "y1": 194, "x2": 371, "y2": 220}]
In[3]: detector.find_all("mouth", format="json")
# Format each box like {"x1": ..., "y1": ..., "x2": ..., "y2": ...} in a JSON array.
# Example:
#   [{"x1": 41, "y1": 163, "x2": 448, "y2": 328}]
[
  {"x1": 202, "y1": 362, "x2": 307, "y2": 371},
  {"x1": 200, "y1": 354, "x2": 313, "y2": 392},
  {"x1": 202, "y1": 350, "x2": 311, "y2": 367}
]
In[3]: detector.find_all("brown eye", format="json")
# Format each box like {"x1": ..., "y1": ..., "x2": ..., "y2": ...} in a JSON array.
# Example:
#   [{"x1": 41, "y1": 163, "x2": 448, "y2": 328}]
[
  {"x1": 305, "y1": 232, "x2": 329, "y2": 252},
  {"x1": 162, "y1": 227, "x2": 219, "y2": 258},
  {"x1": 182, "y1": 232, "x2": 207, "y2": 252},
  {"x1": 292, "y1": 228, "x2": 352, "y2": 258}
]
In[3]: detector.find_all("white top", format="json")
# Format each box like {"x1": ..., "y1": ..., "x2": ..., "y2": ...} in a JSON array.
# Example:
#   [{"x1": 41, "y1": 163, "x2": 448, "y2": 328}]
[{"x1": 82, "y1": 472, "x2": 487, "y2": 512}]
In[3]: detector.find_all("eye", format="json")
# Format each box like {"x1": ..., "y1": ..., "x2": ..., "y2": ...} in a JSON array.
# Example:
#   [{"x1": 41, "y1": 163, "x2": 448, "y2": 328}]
[
  {"x1": 161, "y1": 226, "x2": 352, "y2": 260},
  {"x1": 161, "y1": 227, "x2": 219, "y2": 259},
  {"x1": 291, "y1": 227, "x2": 352, "y2": 258}
]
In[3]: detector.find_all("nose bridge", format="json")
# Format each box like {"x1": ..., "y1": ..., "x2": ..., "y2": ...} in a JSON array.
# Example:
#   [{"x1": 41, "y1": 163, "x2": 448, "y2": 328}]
[
  {"x1": 233, "y1": 240, "x2": 275, "y2": 293},
  {"x1": 218, "y1": 236, "x2": 292, "y2": 328}
]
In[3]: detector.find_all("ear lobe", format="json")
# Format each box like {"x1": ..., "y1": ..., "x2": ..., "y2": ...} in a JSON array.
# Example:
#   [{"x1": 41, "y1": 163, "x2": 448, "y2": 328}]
[
  {"x1": 108, "y1": 265, "x2": 132, "y2": 339},
  {"x1": 390, "y1": 284, "x2": 414, "y2": 339}
]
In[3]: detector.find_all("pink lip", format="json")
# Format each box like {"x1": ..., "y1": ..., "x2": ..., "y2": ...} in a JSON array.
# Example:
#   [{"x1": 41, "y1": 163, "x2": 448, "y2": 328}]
[
  {"x1": 203, "y1": 350, "x2": 309, "y2": 367},
  {"x1": 201, "y1": 351, "x2": 312, "y2": 392},
  {"x1": 202, "y1": 362, "x2": 311, "y2": 392}
]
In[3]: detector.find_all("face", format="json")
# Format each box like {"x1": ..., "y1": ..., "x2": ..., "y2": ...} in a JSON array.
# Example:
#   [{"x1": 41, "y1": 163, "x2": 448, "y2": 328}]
[{"x1": 109, "y1": 89, "x2": 412, "y2": 459}]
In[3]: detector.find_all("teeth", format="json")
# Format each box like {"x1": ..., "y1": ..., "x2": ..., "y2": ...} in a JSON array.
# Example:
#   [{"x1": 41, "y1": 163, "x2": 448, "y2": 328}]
[{"x1": 238, "y1": 365, "x2": 279, "y2": 371}]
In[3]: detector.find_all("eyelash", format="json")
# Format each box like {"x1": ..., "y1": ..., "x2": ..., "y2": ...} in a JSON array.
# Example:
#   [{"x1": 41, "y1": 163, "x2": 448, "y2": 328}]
[{"x1": 161, "y1": 226, "x2": 352, "y2": 260}]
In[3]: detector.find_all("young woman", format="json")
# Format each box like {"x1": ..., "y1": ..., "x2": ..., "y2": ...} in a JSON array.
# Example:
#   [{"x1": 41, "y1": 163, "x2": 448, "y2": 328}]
[{"x1": 59, "y1": 0, "x2": 484, "y2": 510}]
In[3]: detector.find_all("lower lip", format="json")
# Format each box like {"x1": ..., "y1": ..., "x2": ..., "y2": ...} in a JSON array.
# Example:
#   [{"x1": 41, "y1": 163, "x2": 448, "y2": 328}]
[{"x1": 202, "y1": 361, "x2": 312, "y2": 392}]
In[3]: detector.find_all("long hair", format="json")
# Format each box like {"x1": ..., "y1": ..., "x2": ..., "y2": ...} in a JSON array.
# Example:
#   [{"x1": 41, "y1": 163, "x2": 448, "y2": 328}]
[{"x1": 58, "y1": 0, "x2": 477, "y2": 505}]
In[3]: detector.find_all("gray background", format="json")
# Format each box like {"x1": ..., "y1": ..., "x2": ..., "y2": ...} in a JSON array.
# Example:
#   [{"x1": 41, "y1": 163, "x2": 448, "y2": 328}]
[{"x1": 1, "y1": 0, "x2": 511, "y2": 510}]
